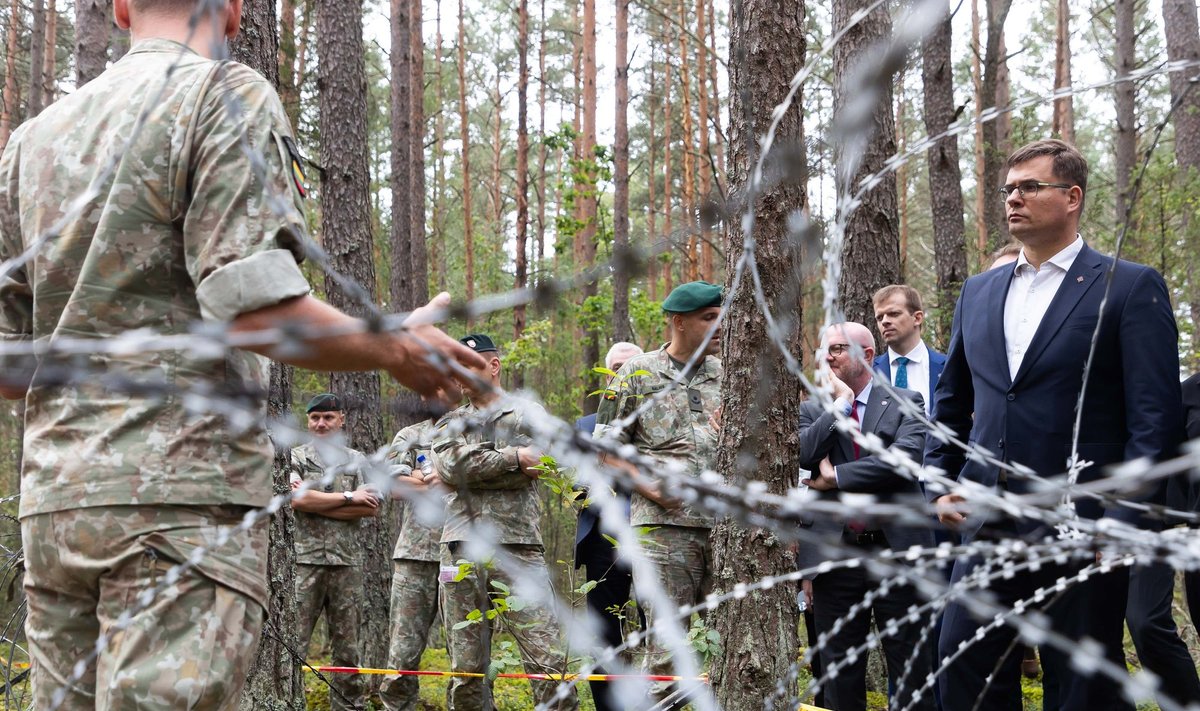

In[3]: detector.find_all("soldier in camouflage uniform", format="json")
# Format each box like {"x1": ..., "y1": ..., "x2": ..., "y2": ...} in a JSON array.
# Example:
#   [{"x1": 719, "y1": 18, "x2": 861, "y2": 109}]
[
  {"x1": 432, "y1": 334, "x2": 578, "y2": 711},
  {"x1": 0, "y1": 2, "x2": 481, "y2": 708},
  {"x1": 378, "y1": 417, "x2": 443, "y2": 710},
  {"x1": 592, "y1": 281, "x2": 724, "y2": 703},
  {"x1": 289, "y1": 394, "x2": 377, "y2": 711}
]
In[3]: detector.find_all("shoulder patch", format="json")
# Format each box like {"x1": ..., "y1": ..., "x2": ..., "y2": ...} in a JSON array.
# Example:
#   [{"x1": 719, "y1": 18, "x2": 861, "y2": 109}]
[{"x1": 282, "y1": 135, "x2": 308, "y2": 198}]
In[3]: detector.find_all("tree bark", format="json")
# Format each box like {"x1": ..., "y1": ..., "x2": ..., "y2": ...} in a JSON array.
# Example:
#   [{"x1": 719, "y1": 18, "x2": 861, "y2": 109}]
[
  {"x1": 27, "y1": 0, "x2": 45, "y2": 117},
  {"x1": 662, "y1": 50, "x2": 675, "y2": 295},
  {"x1": 278, "y1": 0, "x2": 297, "y2": 127},
  {"x1": 579, "y1": 0, "x2": 600, "y2": 414},
  {"x1": 833, "y1": 0, "x2": 899, "y2": 343},
  {"x1": 515, "y1": 0, "x2": 530, "y2": 342},
  {"x1": 457, "y1": 0, "x2": 474, "y2": 311},
  {"x1": 229, "y1": 1, "x2": 303, "y2": 708},
  {"x1": 1114, "y1": 0, "x2": 1137, "y2": 225},
  {"x1": 390, "y1": 0, "x2": 413, "y2": 312},
  {"x1": 75, "y1": 0, "x2": 109, "y2": 87},
  {"x1": 896, "y1": 63, "x2": 908, "y2": 279},
  {"x1": 647, "y1": 43, "x2": 659, "y2": 302},
  {"x1": 40, "y1": 0, "x2": 56, "y2": 108},
  {"x1": 1164, "y1": 0, "x2": 1200, "y2": 172},
  {"x1": 695, "y1": 0, "x2": 713, "y2": 281},
  {"x1": 316, "y1": 0, "x2": 389, "y2": 681},
  {"x1": 1, "y1": 0, "x2": 21, "y2": 152},
  {"x1": 409, "y1": 0, "x2": 426, "y2": 305},
  {"x1": 980, "y1": 0, "x2": 1013, "y2": 252},
  {"x1": 970, "y1": 0, "x2": 986, "y2": 267},
  {"x1": 611, "y1": 0, "x2": 631, "y2": 342},
  {"x1": 710, "y1": 0, "x2": 805, "y2": 705},
  {"x1": 923, "y1": 0, "x2": 967, "y2": 343},
  {"x1": 432, "y1": 0, "x2": 446, "y2": 292},
  {"x1": 535, "y1": 0, "x2": 548, "y2": 282},
  {"x1": 707, "y1": 0, "x2": 725, "y2": 191},
  {"x1": 677, "y1": 0, "x2": 698, "y2": 282},
  {"x1": 1052, "y1": 0, "x2": 1074, "y2": 143}
]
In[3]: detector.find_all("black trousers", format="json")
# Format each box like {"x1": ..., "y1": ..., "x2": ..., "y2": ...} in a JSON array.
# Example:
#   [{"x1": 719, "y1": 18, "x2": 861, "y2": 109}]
[
  {"x1": 576, "y1": 527, "x2": 635, "y2": 711},
  {"x1": 938, "y1": 553, "x2": 1132, "y2": 711},
  {"x1": 1127, "y1": 561, "x2": 1200, "y2": 705},
  {"x1": 812, "y1": 553, "x2": 937, "y2": 711}
]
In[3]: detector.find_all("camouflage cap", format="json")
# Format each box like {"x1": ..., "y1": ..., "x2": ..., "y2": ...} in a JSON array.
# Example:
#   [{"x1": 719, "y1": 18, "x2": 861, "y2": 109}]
[
  {"x1": 305, "y1": 393, "x2": 343, "y2": 413},
  {"x1": 661, "y1": 281, "x2": 723, "y2": 313},
  {"x1": 459, "y1": 334, "x2": 499, "y2": 353}
]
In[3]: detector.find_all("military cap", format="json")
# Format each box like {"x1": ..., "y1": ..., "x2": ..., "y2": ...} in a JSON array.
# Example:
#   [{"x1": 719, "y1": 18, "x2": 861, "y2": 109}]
[
  {"x1": 305, "y1": 393, "x2": 343, "y2": 413},
  {"x1": 661, "y1": 281, "x2": 723, "y2": 313},
  {"x1": 459, "y1": 334, "x2": 499, "y2": 353}
]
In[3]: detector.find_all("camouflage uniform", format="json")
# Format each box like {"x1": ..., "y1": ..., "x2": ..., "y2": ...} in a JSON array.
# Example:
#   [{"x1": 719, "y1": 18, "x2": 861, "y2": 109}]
[
  {"x1": 290, "y1": 441, "x2": 368, "y2": 711},
  {"x1": 592, "y1": 345, "x2": 723, "y2": 691},
  {"x1": 0, "y1": 39, "x2": 311, "y2": 709},
  {"x1": 432, "y1": 398, "x2": 578, "y2": 711},
  {"x1": 379, "y1": 420, "x2": 443, "y2": 711}
]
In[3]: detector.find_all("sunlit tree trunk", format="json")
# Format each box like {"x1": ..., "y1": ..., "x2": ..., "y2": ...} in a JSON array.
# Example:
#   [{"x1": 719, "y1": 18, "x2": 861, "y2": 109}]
[
  {"x1": 75, "y1": 0, "x2": 108, "y2": 87},
  {"x1": 0, "y1": 0, "x2": 21, "y2": 151},
  {"x1": 457, "y1": 0, "x2": 474, "y2": 312},
  {"x1": 611, "y1": 0, "x2": 631, "y2": 342},
  {"x1": 1114, "y1": 0, "x2": 1137, "y2": 225},
  {"x1": 1052, "y1": 0, "x2": 1074, "y2": 143},
  {"x1": 40, "y1": 0, "x2": 56, "y2": 108},
  {"x1": 27, "y1": 0, "x2": 45, "y2": 116},
  {"x1": 515, "y1": 0, "x2": 530, "y2": 343}
]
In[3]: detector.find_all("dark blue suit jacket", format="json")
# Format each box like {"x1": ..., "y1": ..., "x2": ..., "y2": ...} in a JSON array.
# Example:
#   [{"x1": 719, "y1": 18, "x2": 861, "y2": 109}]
[
  {"x1": 873, "y1": 346, "x2": 946, "y2": 399},
  {"x1": 924, "y1": 243, "x2": 1183, "y2": 540}
]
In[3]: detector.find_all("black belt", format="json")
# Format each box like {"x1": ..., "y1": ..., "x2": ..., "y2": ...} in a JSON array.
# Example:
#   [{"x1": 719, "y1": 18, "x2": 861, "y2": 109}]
[{"x1": 843, "y1": 529, "x2": 886, "y2": 546}]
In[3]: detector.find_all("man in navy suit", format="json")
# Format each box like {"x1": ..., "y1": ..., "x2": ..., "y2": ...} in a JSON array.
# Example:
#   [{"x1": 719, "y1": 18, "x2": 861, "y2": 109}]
[
  {"x1": 872, "y1": 285, "x2": 946, "y2": 416},
  {"x1": 926, "y1": 139, "x2": 1183, "y2": 711},
  {"x1": 574, "y1": 341, "x2": 642, "y2": 711},
  {"x1": 799, "y1": 322, "x2": 936, "y2": 711}
]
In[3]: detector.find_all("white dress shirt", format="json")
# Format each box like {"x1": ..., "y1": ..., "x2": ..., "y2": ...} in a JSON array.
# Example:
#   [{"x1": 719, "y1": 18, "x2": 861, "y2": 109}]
[
  {"x1": 887, "y1": 340, "x2": 931, "y2": 414},
  {"x1": 1003, "y1": 235, "x2": 1084, "y2": 380}
]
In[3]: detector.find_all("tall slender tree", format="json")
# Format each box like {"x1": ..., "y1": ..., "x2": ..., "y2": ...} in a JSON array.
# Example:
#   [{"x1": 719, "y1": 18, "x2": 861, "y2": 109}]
[
  {"x1": 390, "y1": 0, "x2": 414, "y2": 312},
  {"x1": 515, "y1": 0, "x2": 531, "y2": 341},
  {"x1": 1163, "y1": 0, "x2": 1200, "y2": 335},
  {"x1": 833, "y1": 0, "x2": 900, "y2": 339},
  {"x1": 923, "y1": 0, "x2": 967, "y2": 341},
  {"x1": 980, "y1": 0, "x2": 1013, "y2": 251},
  {"x1": 709, "y1": 0, "x2": 806, "y2": 705},
  {"x1": 316, "y1": 0, "x2": 389, "y2": 676},
  {"x1": 41, "y1": 0, "x2": 56, "y2": 108},
  {"x1": 409, "y1": 0, "x2": 426, "y2": 304},
  {"x1": 611, "y1": 0, "x2": 631, "y2": 342},
  {"x1": 76, "y1": 0, "x2": 110, "y2": 87},
  {"x1": 696, "y1": 0, "x2": 713, "y2": 281},
  {"x1": 676, "y1": 0, "x2": 698, "y2": 281},
  {"x1": 0, "y1": 0, "x2": 21, "y2": 152},
  {"x1": 1114, "y1": 0, "x2": 1137, "y2": 225},
  {"x1": 228, "y1": 1, "x2": 304, "y2": 706},
  {"x1": 578, "y1": 0, "x2": 600, "y2": 412},
  {"x1": 1052, "y1": 0, "x2": 1074, "y2": 142},
  {"x1": 457, "y1": 0, "x2": 475, "y2": 312},
  {"x1": 27, "y1": 0, "x2": 45, "y2": 116}
]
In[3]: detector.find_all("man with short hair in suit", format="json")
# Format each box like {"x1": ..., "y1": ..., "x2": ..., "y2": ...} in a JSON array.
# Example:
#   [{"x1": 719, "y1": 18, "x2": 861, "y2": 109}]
[
  {"x1": 927, "y1": 139, "x2": 1184, "y2": 711},
  {"x1": 872, "y1": 285, "x2": 946, "y2": 416},
  {"x1": 798, "y1": 321, "x2": 936, "y2": 711}
]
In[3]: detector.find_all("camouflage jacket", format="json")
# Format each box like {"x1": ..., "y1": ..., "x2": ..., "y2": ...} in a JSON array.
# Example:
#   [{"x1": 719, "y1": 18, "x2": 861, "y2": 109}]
[
  {"x1": 0, "y1": 39, "x2": 311, "y2": 518},
  {"x1": 289, "y1": 441, "x2": 366, "y2": 566},
  {"x1": 431, "y1": 397, "x2": 547, "y2": 546},
  {"x1": 593, "y1": 345, "x2": 722, "y2": 528},
  {"x1": 387, "y1": 420, "x2": 441, "y2": 563}
]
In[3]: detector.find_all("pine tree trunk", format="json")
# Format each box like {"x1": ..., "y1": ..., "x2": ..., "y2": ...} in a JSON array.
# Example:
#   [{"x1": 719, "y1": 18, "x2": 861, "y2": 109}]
[
  {"x1": 676, "y1": 0, "x2": 698, "y2": 282},
  {"x1": 662, "y1": 51, "x2": 675, "y2": 295},
  {"x1": 0, "y1": 0, "x2": 21, "y2": 152},
  {"x1": 1114, "y1": 0, "x2": 1137, "y2": 225},
  {"x1": 707, "y1": 0, "x2": 725, "y2": 190},
  {"x1": 433, "y1": 0, "x2": 446, "y2": 292},
  {"x1": 229, "y1": 2, "x2": 303, "y2": 707},
  {"x1": 896, "y1": 63, "x2": 908, "y2": 280},
  {"x1": 833, "y1": 0, "x2": 899, "y2": 342},
  {"x1": 611, "y1": 0, "x2": 631, "y2": 342},
  {"x1": 515, "y1": 0, "x2": 530, "y2": 342},
  {"x1": 390, "y1": 0, "x2": 414, "y2": 311},
  {"x1": 1052, "y1": 0, "x2": 1074, "y2": 143},
  {"x1": 316, "y1": 0, "x2": 389, "y2": 682},
  {"x1": 457, "y1": 0, "x2": 474, "y2": 311},
  {"x1": 40, "y1": 0, "x2": 55, "y2": 108},
  {"x1": 579, "y1": 0, "x2": 600, "y2": 414},
  {"x1": 970, "y1": 0, "x2": 986, "y2": 267},
  {"x1": 409, "y1": 0, "x2": 426, "y2": 305},
  {"x1": 75, "y1": 0, "x2": 109, "y2": 87},
  {"x1": 278, "y1": 0, "x2": 297, "y2": 127},
  {"x1": 647, "y1": 45, "x2": 659, "y2": 302},
  {"x1": 27, "y1": 0, "x2": 45, "y2": 116},
  {"x1": 290, "y1": 0, "x2": 314, "y2": 130},
  {"x1": 1164, "y1": 0, "x2": 1200, "y2": 172},
  {"x1": 923, "y1": 0, "x2": 967, "y2": 344},
  {"x1": 535, "y1": 0, "x2": 548, "y2": 282},
  {"x1": 710, "y1": 0, "x2": 805, "y2": 705},
  {"x1": 695, "y1": 0, "x2": 713, "y2": 281},
  {"x1": 980, "y1": 0, "x2": 1013, "y2": 252}
]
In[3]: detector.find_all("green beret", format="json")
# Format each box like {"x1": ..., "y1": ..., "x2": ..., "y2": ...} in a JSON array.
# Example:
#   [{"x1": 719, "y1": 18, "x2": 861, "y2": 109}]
[
  {"x1": 306, "y1": 393, "x2": 343, "y2": 413},
  {"x1": 661, "y1": 281, "x2": 723, "y2": 313},
  {"x1": 459, "y1": 334, "x2": 499, "y2": 353}
]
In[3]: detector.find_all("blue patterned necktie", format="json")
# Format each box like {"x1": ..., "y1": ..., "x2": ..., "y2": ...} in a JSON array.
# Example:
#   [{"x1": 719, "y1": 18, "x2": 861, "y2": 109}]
[{"x1": 894, "y1": 356, "x2": 910, "y2": 389}]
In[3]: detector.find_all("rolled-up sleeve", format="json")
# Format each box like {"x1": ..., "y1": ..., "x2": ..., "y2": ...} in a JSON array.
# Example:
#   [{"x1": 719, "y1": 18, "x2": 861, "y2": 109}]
[{"x1": 0, "y1": 130, "x2": 33, "y2": 374}]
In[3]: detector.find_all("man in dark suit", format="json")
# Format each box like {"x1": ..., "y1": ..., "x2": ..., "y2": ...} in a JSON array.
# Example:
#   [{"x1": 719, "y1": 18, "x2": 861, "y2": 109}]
[
  {"x1": 798, "y1": 321, "x2": 936, "y2": 711},
  {"x1": 926, "y1": 139, "x2": 1183, "y2": 711},
  {"x1": 574, "y1": 341, "x2": 642, "y2": 711},
  {"x1": 872, "y1": 285, "x2": 946, "y2": 416},
  {"x1": 1181, "y1": 373, "x2": 1200, "y2": 637}
]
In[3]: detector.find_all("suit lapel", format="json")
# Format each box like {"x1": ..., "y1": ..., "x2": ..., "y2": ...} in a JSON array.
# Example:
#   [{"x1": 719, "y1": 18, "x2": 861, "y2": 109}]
[
  {"x1": 860, "y1": 386, "x2": 890, "y2": 436},
  {"x1": 986, "y1": 267, "x2": 1014, "y2": 388},
  {"x1": 1012, "y1": 245, "x2": 1105, "y2": 386}
]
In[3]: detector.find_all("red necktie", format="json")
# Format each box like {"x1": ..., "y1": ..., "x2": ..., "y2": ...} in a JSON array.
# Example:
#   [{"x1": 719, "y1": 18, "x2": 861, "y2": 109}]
[{"x1": 850, "y1": 400, "x2": 861, "y2": 460}]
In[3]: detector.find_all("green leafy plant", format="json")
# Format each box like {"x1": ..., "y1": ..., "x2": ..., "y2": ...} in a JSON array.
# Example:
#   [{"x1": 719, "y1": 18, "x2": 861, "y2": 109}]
[{"x1": 686, "y1": 616, "x2": 722, "y2": 665}]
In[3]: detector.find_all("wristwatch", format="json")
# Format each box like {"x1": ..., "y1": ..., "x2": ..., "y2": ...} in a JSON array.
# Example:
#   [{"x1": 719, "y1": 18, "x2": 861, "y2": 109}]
[{"x1": 342, "y1": 491, "x2": 353, "y2": 505}]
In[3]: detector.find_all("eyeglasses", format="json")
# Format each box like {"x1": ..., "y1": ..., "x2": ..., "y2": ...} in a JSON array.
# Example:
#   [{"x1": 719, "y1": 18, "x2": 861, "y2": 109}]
[
  {"x1": 998, "y1": 180, "x2": 1073, "y2": 203},
  {"x1": 826, "y1": 344, "x2": 852, "y2": 356}
]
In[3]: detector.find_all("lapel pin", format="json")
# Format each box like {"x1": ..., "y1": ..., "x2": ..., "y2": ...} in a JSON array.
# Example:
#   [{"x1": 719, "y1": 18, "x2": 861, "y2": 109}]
[
  {"x1": 881, "y1": 400, "x2": 888, "y2": 406},
  {"x1": 1076, "y1": 276, "x2": 1084, "y2": 283}
]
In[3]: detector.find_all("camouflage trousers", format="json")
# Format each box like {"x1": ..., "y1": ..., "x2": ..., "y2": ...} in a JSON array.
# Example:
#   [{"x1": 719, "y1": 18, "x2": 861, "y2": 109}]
[
  {"x1": 378, "y1": 559, "x2": 440, "y2": 710},
  {"x1": 296, "y1": 563, "x2": 366, "y2": 711},
  {"x1": 440, "y1": 543, "x2": 578, "y2": 711},
  {"x1": 22, "y1": 504, "x2": 268, "y2": 710},
  {"x1": 636, "y1": 525, "x2": 713, "y2": 697}
]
